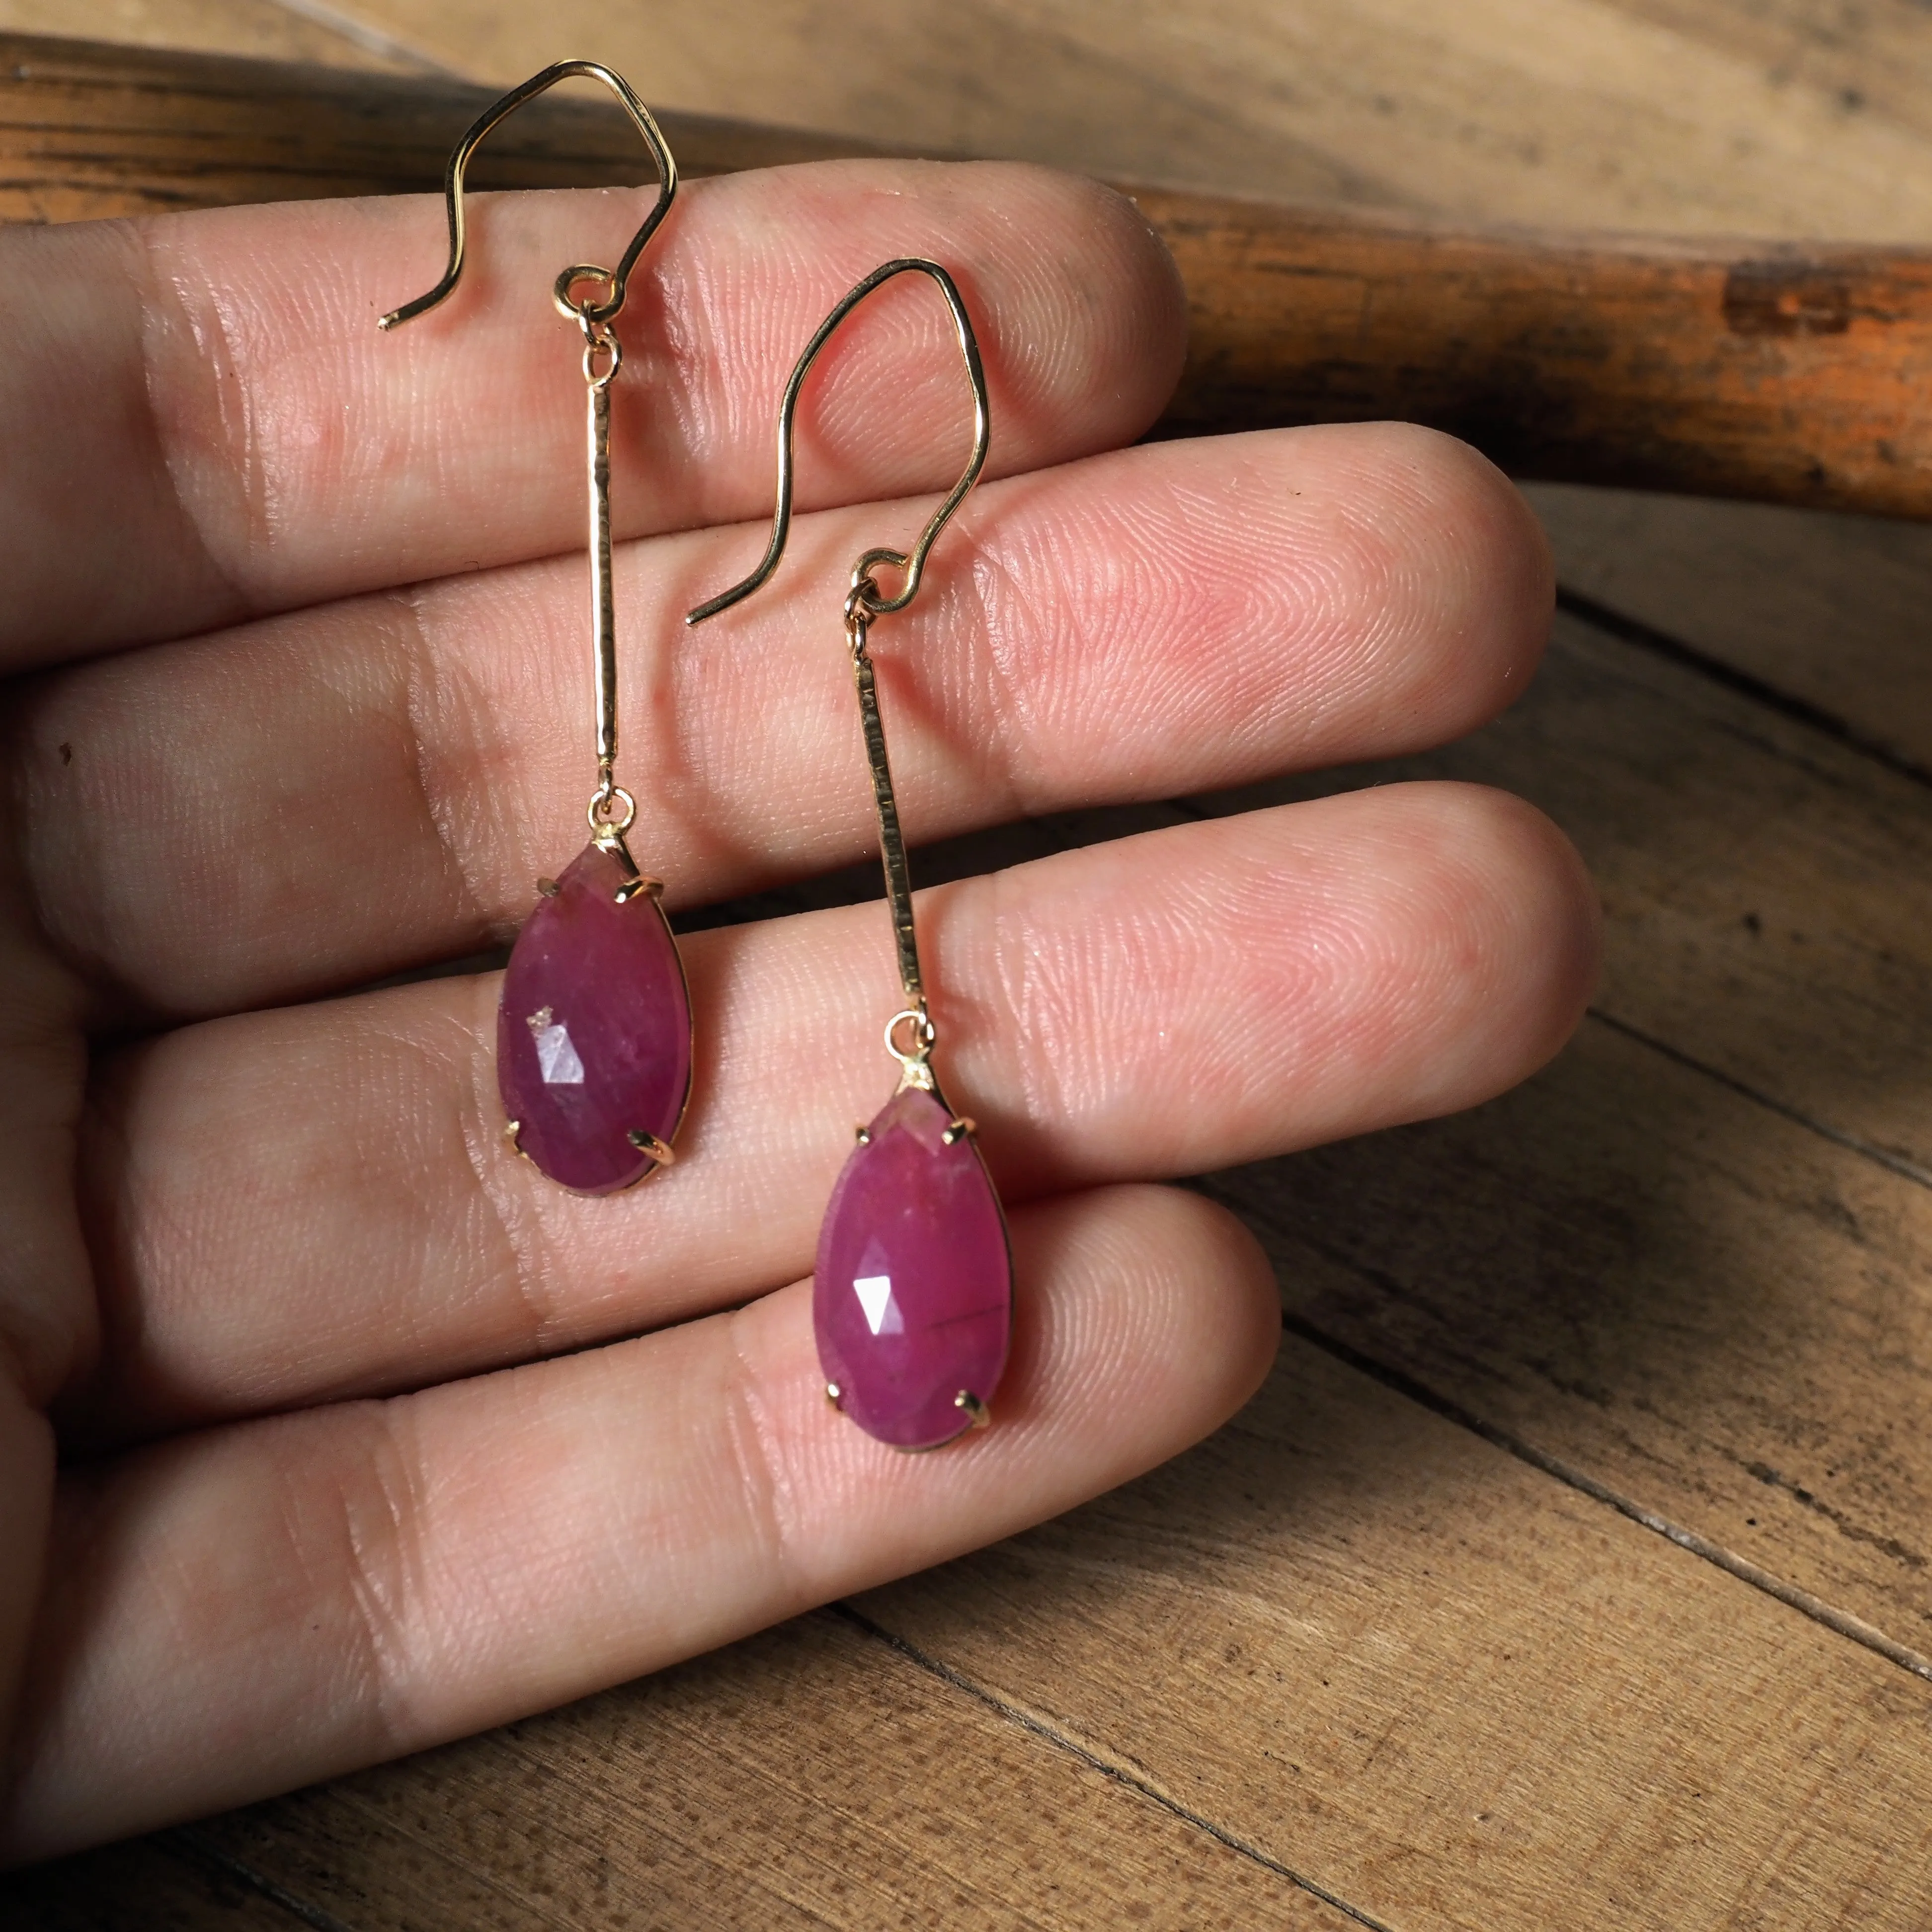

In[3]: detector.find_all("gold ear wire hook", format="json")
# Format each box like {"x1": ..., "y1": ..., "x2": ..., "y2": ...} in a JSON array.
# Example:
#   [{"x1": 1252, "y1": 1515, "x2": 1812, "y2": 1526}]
[
  {"x1": 684, "y1": 258, "x2": 988, "y2": 627},
  {"x1": 376, "y1": 59, "x2": 679, "y2": 334}
]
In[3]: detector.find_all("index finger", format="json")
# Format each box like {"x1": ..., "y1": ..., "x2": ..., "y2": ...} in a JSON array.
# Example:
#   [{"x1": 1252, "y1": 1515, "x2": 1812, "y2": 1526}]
[{"x1": 0, "y1": 159, "x2": 1184, "y2": 671}]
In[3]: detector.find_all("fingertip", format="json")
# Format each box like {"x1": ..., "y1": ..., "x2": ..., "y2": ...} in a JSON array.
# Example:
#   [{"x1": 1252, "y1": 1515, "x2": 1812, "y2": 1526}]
[
  {"x1": 1478, "y1": 785, "x2": 1603, "y2": 1072},
  {"x1": 1014, "y1": 1183, "x2": 1281, "y2": 1469},
  {"x1": 991, "y1": 168, "x2": 1190, "y2": 452},
  {"x1": 1391, "y1": 780, "x2": 1603, "y2": 1108},
  {"x1": 1412, "y1": 427, "x2": 1558, "y2": 730},
  {"x1": 1258, "y1": 421, "x2": 1557, "y2": 754}
]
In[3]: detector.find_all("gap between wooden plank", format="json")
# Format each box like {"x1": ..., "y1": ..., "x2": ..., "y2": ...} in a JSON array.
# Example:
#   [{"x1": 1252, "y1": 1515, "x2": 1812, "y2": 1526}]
[
  {"x1": 1214, "y1": 1227, "x2": 1932, "y2": 1689},
  {"x1": 1556, "y1": 584, "x2": 1932, "y2": 791},
  {"x1": 1588, "y1": 1005, "x2": 1932, "y2": 1191},
  {"x1": 1552, "y1": 578, "x2": 1932, "y2": 1193},
  {"x1": 168, "y1": 1826, "x2": 360, "y2": 1932},
  {"x1": 830, "y1": 1601, "x2": 1402, "y2": 1932}
]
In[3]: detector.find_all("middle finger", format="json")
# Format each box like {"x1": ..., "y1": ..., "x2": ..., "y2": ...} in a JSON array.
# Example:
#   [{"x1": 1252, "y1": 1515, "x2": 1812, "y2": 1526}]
[{"x1": 13, "y1": 423, "x2": 1548, "y2": 1018}]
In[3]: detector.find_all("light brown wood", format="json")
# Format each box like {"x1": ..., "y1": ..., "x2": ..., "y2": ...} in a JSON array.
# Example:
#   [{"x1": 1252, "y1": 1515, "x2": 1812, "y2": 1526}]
[
  {"x1": 256, "y1": 0, "x2": 1932, "y2": 238},
  {"x1": 863, "y1": 1332, "x2": 1932, "y2": 1932},
  {"x1": 174, "y1": 1613, "x2": 1350, "y2": 1930},
  {"x1": 11, "y1": 3, "x2": 1932, "y2": 1929},
  {"x1": 0, "y1": 0, "x2": 406, "y2": 72}
]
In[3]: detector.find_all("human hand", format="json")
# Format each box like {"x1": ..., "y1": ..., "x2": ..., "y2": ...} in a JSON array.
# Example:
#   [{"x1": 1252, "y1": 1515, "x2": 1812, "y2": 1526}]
[{"x1": 0, "y1": 158, "x2": 1596, "y2": 1857}]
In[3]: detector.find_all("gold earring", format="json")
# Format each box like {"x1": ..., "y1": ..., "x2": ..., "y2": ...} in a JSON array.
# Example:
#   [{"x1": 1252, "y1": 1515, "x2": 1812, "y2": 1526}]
[
  {"x1": 382, "y1": 62, "x2": 693, "y2": 1195},
  {"x1": 690, "y1": 259, "x2": 1008, "y2": 1449}
]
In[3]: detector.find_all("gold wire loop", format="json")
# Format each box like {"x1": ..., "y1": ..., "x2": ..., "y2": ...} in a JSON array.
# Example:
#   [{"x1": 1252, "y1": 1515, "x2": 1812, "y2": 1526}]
[
  {"x1": 556, "y1": 264, "x2": 621, "y2": 328},
  {"x1": 583, "y1": 332, "x2": 622, "y2": 388},
  {"x1": 850, "y1": 550, "x2": 911, "y2": 614},
  {"x1": 376, "y1": 60, "x2": 679, "y2": 333},
  {"x1": 588, "y1": 783, "x2": 638, "y2": 836},
  {"x1": 683, "y1": 258, "x2": 989, "y2": 628},
  {"x1": 886, "y1": 1007, "x2": 937, "y2": 1069}
]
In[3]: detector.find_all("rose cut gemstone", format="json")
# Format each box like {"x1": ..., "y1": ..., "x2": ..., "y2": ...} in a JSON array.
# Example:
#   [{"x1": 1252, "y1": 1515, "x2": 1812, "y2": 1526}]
[
  {"x1": 497, "y1": 841, "x2": 691, "y2": 1194},
  {"x1": 815, "y1": 1086, "x2": 1012, "y2": 1449}
]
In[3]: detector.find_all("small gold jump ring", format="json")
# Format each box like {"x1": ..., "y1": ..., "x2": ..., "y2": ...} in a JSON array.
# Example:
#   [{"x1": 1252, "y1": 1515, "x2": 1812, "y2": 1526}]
[
  {"x1": 588, "y1": 784, "x2": 637, "y2": 836},
  {"x1": 885, "y1": 1007, "x2": 936, "y2": 1066},
  {"x1": 582, "y1": 333, "x2": 622, "y2": 388}
]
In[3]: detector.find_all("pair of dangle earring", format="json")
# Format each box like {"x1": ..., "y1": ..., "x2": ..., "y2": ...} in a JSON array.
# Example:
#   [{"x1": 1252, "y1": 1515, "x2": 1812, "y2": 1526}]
[
  {"x1": 380, "y1": 62, "x2": 694, "y2": 1195},
  {"x1": 689, "y1": 259, "x2": 1013, "y2": 1451},
  {"x1": 384, "y1": 65, "x2": 1004, "y2": 1446}
]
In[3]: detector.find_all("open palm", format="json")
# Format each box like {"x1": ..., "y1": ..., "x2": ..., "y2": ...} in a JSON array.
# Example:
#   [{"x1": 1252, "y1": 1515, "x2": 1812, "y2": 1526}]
[{"x1": 0, "y1": 157, "x2": 1595, "y2": 1859}]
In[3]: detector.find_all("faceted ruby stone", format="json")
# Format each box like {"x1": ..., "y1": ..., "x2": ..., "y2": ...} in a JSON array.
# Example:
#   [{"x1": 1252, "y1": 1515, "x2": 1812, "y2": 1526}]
[
  {"x1": 815, "y1": 1086, "x2": 1012, "y2": 1450},
  {"x1": 496, "y1": 841, "x2": 691, "y2": 1194}
]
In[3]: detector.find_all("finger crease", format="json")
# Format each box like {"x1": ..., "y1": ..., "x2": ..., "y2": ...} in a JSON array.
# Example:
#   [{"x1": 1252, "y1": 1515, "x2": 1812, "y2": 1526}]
[
  {"x1": 985, "y1": 866, "x2": 1068, "y2": 1135},
  {"x1": 392, "y1": 585, "x2": 494, "y2": 934},
  {"x1": 434, "y1": 998, "x2": 562, "y2": 1360},
  {"x1": 957, "y1": 535, "x2": 1036, "y2": 824},
  {"x1": 723, "y1": 1308, "x2": 804, "y2": 1609},
  {"x1": 313, "y1": 1401, "x2": 433, "y2": 1759},
  {"x1": 131, "y1": 223, "x2": 257, "y2": 622}
]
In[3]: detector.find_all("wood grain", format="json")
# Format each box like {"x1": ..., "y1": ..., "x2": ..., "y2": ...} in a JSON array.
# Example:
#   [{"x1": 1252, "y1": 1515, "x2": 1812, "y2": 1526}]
[
  {"x1": 169, "y1": 1613, "x2": 1350, "y2": 1930},
  {"x1": 9, "y1": 5, "x2": 1932, "y2": 1929},
  {"x1": 1529, "y1": 481, "x2": 1932, "y2": 776},
  {"x1": 861, "y1": 1331, "x2": 1932, "y2": 1932},
  {"x1": 2, "y1": 1833, "x2": 310, "y2": 1928},
  {"x1": 259, "y1": 0, "x2": 1932, "y2": 238},
  {"x1": 0, "y1": 0, "x2": 408, "y2": 73},
  {"x1": 15, "y1": 34, "x2": 1932, "y2": 516}
]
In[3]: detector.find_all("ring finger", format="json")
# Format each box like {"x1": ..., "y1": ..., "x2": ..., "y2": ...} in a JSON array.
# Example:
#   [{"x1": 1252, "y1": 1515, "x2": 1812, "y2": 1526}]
[{"x1": 65, "y1": 781, "x2": 1597, "y2": 1444}]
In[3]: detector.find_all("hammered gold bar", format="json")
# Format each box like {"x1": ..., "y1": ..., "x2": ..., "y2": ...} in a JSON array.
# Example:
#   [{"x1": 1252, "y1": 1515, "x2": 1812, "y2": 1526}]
[
  {"x1": 850, "y1": 638, "x2": 924, "y2": 1008},
  {"x1": 588, "y1": 371, "x2": 618, "y2": 785}
]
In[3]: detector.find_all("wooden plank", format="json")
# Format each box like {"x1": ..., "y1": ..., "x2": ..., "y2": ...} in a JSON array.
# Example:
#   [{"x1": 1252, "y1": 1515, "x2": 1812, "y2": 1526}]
[
  {"x1": 1601, "y1": 0, "x2": 1932, "y2": 149},
  {"x1": 0, "y1": 0, "x2": 414, "y2": 72},
  {"x1": 1339, "y1": 607, "x2": 1932, "y2": 1184},
  {"x1": 316, "y1": 0, "x2": 1932, "y2": 238},
  {"x1": 19, "y1": 40, "x2": 1932, "y2": 518},
  {"x1": 1528, "y1": 482, "x2": 1932, "y2": 777},
  {"x1": 2, "y1": 1832, "x2": 313, "y2": 1929},
  {"x1": 180, "y1": 1611, "x2": 1351, "y2": 1930},
  {"x1": 1157, "y1": 601, "x2": 1932, "y2": 1647},
  {"x1": 1225, "y1": 1016, "x2": 1932, "y2": 1658},
  {"x1": 860, "y1": 1332, "x2": 1932, "y2": 1931}
]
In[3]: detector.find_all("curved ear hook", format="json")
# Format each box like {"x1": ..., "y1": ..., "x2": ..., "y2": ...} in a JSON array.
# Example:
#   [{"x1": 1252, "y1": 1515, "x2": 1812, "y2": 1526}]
[
  {"x1": 377, "y1": 60, "x2": 678, "y2": 334},
  {"x1": 685, "y1": 258, "x2": 989, "y2": 627}
]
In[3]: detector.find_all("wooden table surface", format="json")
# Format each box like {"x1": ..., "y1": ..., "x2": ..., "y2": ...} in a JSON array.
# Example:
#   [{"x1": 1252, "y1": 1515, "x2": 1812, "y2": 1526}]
[{"x1": 8, "y1": 4, "x2": 1932, "y2": 1928}]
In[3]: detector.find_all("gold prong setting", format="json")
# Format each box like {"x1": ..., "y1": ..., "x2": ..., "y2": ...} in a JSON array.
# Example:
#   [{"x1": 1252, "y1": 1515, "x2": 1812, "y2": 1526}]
[{"x1": 627, "y1": 1128, "x2": 677, "y2": 1165}]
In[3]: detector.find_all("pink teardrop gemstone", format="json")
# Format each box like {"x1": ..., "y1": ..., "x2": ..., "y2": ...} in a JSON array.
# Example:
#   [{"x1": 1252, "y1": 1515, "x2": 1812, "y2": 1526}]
[
  {"x1": 496, "y1": 842, "x2": 691, "y2": 1194},
  {"x1": 815, "y1": 1086, "x2": 1012, "y2": 1449}
]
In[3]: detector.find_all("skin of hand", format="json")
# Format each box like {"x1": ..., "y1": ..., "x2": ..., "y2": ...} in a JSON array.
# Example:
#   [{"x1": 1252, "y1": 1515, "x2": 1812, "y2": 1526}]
[{"x1": 0, "y1": 157, "x2": 1599, "y2": 1862}]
